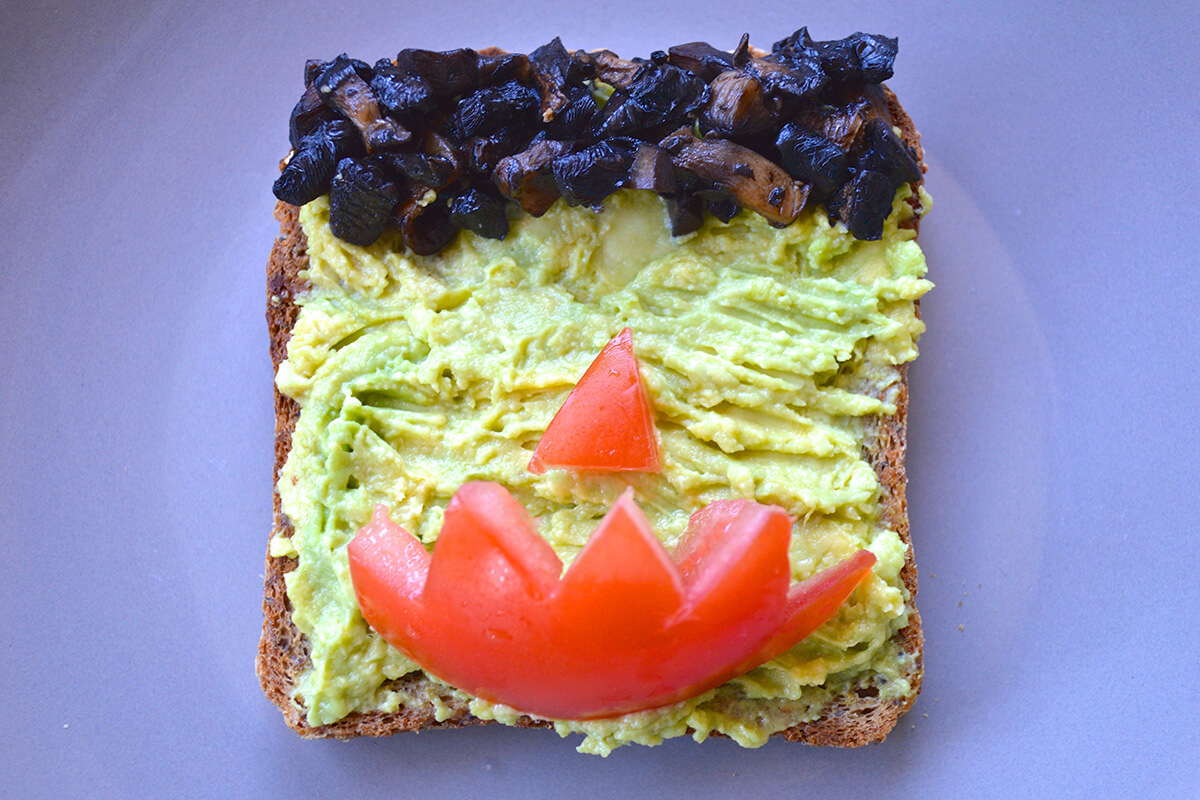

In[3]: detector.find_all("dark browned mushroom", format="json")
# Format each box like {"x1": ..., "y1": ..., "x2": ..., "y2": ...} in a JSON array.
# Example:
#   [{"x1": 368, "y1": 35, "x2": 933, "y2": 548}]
[
  {"x1": 700, "y1": 69, "x2": 772, "y2": 135},
  {"x1": 586, "y1": 49, "x2": 642, "y2": 89},
  {"x1": 667, "y1": 41, "x2": 733, "y2": 83},
  {"x1": 393, "y1": 183, "x2": 457, "y2": 254},
  {"x1": 661, "y1": 129, "x2": 809, "y2": 226},
  {"x1": 317, "y1": 55, "x2": 411, "y2": 152},
  {"x1": 493, "y1": 139, "x2": 574, "y2": 216}
]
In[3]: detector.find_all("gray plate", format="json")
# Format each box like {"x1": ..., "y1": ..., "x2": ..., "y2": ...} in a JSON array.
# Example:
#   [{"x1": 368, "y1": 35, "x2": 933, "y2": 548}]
[{"x1": 2, "y1": 1, "x2": 1198, "y2": 796}]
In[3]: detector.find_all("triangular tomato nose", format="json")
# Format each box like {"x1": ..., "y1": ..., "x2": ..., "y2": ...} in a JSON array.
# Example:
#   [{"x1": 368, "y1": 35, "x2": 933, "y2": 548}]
[{"x1": 528, "y1": 328, "x2": 661, "y2": 474}]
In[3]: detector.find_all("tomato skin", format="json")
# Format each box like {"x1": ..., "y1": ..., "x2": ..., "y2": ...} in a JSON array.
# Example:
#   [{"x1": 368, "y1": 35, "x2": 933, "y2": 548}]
[
  {"x1": 347, "y1": 484, "x2": 876, "y2": 720},
  {"x1": 529, "y1": 328, "x2": 661, "y2": 475}
]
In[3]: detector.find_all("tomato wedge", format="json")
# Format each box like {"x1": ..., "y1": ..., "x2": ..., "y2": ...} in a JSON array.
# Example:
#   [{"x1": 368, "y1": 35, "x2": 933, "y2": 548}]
[
  {"x1": 528, "y1": 328, "x2": 661, "y2": 474},
  {"x1": 347, "y1": 483, "x2": 876, "y2": 720}
]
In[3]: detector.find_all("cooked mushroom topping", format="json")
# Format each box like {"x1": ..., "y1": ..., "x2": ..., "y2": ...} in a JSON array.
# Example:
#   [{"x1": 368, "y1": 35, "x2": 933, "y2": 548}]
[
  {"x1": 329, "y1": 157, "x2": 401, "y2": 246},
  {"x1": 276, "y1": 28, "x2": 921, "y2": 251},
  {"x1": 667, "y1": 42, "x2": 734, "y2": 83},
  {"x1": 274, "y1": 118, "x2": 362, "y2": 207},
  {"x1": 288, "y1": 84, "x2": 331, "y2": 150},
  {"x1": 494, "y1": 139, "x2": 573, "y2": 216},
  {"x1": 593, "y1": 62, "x2": 708, "y2": 138},
  {"x1": 551, "y1": 139, "x2": 638, "y2": 207},
  {"x1": 370, "y1": 61, "x2": 435, "y2": 121},
  {"x1": 477, "y1": 52, "x2": 532, "y2": 86},
  {"x1": 393, "y1": 184, "x2": 456, "y2": 254},
  {"x1": 317, "y1": 55, "x2": 411, "y2": 152},
  {"x1": 662, "y1": 130, "x2": 809, "y2": 226},
  {"x1": 382, "y1": 131, "x2": 462, "y2": 191},
  {"x1": 529, "y1": 37, "x2": 590, "y2": 122},
  {"x1": 448, "y1": 187, "x2": 510, "y2": 240},
  {"x1": 587, "y1": 49, "x2": 642, "y2": 89},
  {"x1": 627, "y1": 143, "x2": 676, "y2": 194},
  {"x1": 394, "y1": 48, "x2": 479, "y2": 99},
  {"x1": 775, "y1": 122, "x2": 849, "y2": 195},
  {"x1": 700, "y1": 69, "x2": 772, "y2": 135}
]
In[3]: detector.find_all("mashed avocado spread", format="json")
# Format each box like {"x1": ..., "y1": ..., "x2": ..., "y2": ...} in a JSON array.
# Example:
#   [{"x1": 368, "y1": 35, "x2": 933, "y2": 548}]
[{"x1": 273, "y1": 186, "x2": 931, "y2": 755}]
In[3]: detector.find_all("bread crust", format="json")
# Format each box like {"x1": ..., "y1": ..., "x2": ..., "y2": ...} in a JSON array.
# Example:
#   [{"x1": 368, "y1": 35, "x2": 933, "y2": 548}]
[{"x1": 257, "y1": 87, "x2": 926, "y2": 746}]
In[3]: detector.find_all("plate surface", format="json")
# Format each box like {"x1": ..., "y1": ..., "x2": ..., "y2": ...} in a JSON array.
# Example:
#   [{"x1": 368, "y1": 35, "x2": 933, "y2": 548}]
[{"x1": 2, "y1": 1, "x2": 1197, "y2": 796}]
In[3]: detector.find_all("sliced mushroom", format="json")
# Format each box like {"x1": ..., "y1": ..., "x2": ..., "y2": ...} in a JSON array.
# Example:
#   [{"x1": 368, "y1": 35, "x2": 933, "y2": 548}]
[
  {"x1": 700, "y1": 69, "x2": 772, "y2": 135},
  {"x1": 393, "y1": 48, "x2": 479, "y2": 99},
  {"x1": 627, "y1": 143, "x2": 676, "y2": 194},
  {"x1": 493, "y1": 139, "x2": 574, "y2": 216},
  {"x1": 370, "y1": 60, "x2": 435, "y2": 121},
  {"x1": 477, "y1": 52, "x2": 532, "y2": 86},
  {"x1": 317, "y1": 55, "x2": 411, "y2": 152},
  {"x1": 329, "y1": 156, "x2": 402, "y2": 246},
  {"x1": 447, "y1": 80, "x2": 539, "y2": 141},
  {"x1": 667, "y1": 41, "x2": 734, "y2": 83},
  {"x1": 381, "y1": 130, "x2": 462, "y2": 191},
  {"x1": 393, "y1": 183, "x2": 457, "y2": 254},
  {"x1": 274, "y1": 118, "x2": 363, "y2": 206},
  {"x1": 586, "y1": 49, "x2": 641, "y2": 89},
  {"x1": 550, "y1": 139, "x2": 637, "y2": 207},
  {"x1": 530, "y1": 37, "x2": 590, "y2": 122},
  {"x1": 593, "y1": 63, "x2": 708, "y2": 138},
  {"x1": 745, "y1": 54, "x2": 827, "y2": 105},
  {"x1": 661, "y1": 130, "x2": 809, "y2": 226},
  {"x1": 448, "y1": 187, "x2": 510, "y2": 240},
  {"x1": 775, "y1": 122, "x2": 848, "y2": 195}
]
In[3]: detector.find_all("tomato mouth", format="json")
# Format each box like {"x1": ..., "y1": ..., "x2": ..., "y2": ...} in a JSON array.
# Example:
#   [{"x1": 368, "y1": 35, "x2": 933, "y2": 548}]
[{"x1": 348, "y1": 482, "x2": 876, "y2": 720}]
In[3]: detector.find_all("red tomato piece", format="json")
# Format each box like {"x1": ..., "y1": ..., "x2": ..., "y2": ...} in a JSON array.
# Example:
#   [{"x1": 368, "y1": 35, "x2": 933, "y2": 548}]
[
  {"x1": 347, "y1": 483, "x2": 876, "y2": 720},
  {"x1": 528, "y1": 328, "x2": 661, "y2": 475}
]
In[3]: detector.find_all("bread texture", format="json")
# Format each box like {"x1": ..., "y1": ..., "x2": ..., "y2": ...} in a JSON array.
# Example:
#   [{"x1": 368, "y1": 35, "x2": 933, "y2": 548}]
[{"x1": 258, "y1": 82, "x2": 926, "y2": 747}]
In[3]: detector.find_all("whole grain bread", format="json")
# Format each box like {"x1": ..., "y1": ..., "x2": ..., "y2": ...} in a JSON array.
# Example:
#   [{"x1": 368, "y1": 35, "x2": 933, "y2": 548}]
[{"x1": 257, "y1": 81, "x2": 927, "y2": 747}]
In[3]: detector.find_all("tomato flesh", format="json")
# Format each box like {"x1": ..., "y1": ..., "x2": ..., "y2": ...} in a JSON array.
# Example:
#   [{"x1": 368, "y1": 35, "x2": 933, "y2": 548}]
[
  {"x1": 528, "y1": 328, "x2": 661, "y2": 474},
  {"x1": 347, "y1": 483, "x2": 876, "y2": 720}
]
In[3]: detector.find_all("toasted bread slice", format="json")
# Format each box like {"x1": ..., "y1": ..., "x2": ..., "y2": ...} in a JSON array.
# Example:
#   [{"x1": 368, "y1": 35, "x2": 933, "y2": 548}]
[{"x1": 258, "y1": 51, "x2": 927, "y2": 745}]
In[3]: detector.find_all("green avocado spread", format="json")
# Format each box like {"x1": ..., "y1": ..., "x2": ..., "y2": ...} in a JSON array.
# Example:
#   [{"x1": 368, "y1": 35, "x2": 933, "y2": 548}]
[{"x1": 273, "y1": 186, "x2": 931, "y2": 755}]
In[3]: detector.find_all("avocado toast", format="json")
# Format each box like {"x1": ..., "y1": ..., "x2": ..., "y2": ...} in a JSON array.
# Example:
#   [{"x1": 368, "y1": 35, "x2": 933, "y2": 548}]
[{"x1": 258, "y1": 30, "x2": 930, "y2": 754}]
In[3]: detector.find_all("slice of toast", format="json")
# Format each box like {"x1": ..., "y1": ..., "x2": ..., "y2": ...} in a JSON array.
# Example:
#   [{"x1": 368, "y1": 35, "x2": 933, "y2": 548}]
[{"x1": 258, "y1": 43, "x2": 927, "y2": 747}]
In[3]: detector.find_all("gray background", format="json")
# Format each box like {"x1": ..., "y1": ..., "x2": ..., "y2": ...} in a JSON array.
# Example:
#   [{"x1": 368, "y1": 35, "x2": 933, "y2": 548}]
[{"x1": 2, "y1": 0, "x2": 1197, "y2": 796}]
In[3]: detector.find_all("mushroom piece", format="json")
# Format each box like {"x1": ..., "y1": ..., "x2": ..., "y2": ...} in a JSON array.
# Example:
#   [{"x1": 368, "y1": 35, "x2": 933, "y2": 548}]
[
  {"x1": 393, "y1": 48, "x2": 479, "y2": 100},
  {"x1": 775, "y1": 122, "x2": 849, "y2": 195},
  {"x1": 462, "y1": 128, "x2": 527, "y2": 176},
  {"x1": 586, "y1": 49, "x2": 641, "y2": 89},
  {"x1": 855, "y1": 116, "x2": 923, "y2": 186},
  {"x1": 288, "y1": 83, "x2": 333, "y2": 150},
  {"x1": 493, "y1": 139, "x2": 574, "y2": 216},
  {"x1": 825, "y1": 169, "x2": 894, "y2": 241},
  {"x1": 700, "y1": 69, "x2": 772, "y2": 136},
  {"x1": 447, "y1": 80, "x2": 539, "y2": 141},
  {"x1": 745, "y1": 54, "x2": 827, "y2": 105},
  {"x1": 274, "y1": 117, "x2": 363, "y2": 207},
  {"x1": 661, "y1": 130, "x2": 810, "y2": 226},
  {"x1": 448, "y1": 187, "x2": 510, "y2": 240},
  {"x1": 593, "y1": 62, "x2": 709, "y2": 138},
  {"x1": 393, "y1": 183, "x2": 457, "y2": 255},
  {"x1": 317, "y1": 55, "x2": 411, "y2": 152},
  {"x1": 328, "y1": 156, "x2": 402, "y2": 246},
  {"x1": 370, "y1": 60, "x2": 435, "y2": 122},
  {"x1": 666, "y1": 41, "x2": 734, "y2": 83},
  {"x1": 542, "y1": 84, "x2": 599, "y2": 140},
  {"x1": 477, "y1": 52, "x2": 532, "y2": 87},
  {"x1": 530, "y1": 37, "x2": 591, "y2": 122},
  {"x1": 627, "y1": 143, "x2": 676, "y2": 194},
  {"x1": 667, "y1": 194, "x2": 705, "y2": 236},
  {"x1": 773, "y1": 28, "x2": 898, "y2": 86},
  {"x1": 550, "y1": 139, "x2": 638, "y2": 207},
  {"x1": 381, "y1": 131, "x2": 462, "y2": 191}
]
